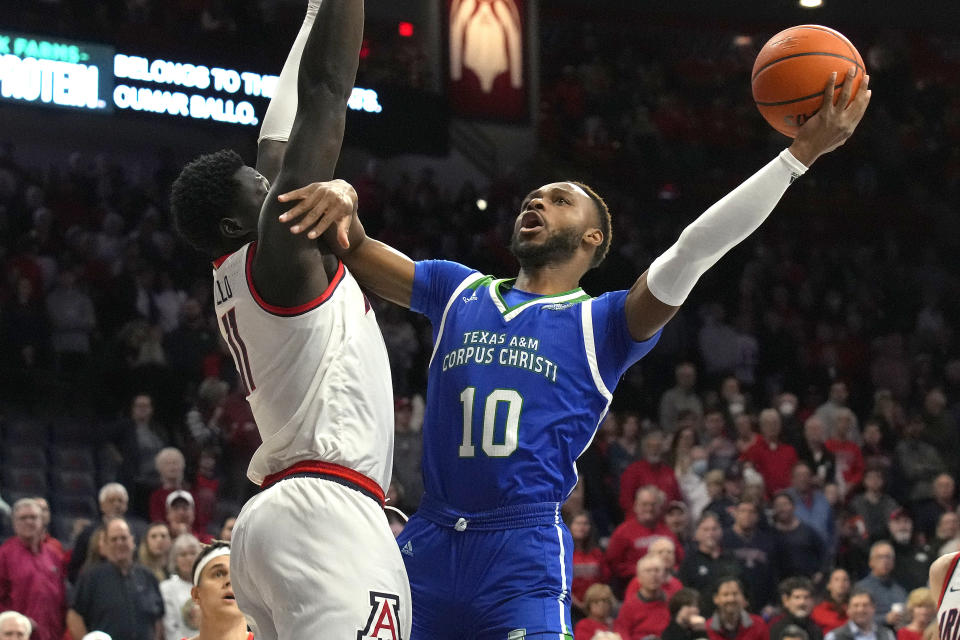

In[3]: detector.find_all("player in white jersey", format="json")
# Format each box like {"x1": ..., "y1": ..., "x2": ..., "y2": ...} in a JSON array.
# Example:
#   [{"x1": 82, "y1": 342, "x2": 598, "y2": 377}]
[
  {"x1": 932, "y1": 552, "x2": 960, "y2": 640},
  {"x1": 169, "y1": 1, "x2": 410, "y2": 639}
]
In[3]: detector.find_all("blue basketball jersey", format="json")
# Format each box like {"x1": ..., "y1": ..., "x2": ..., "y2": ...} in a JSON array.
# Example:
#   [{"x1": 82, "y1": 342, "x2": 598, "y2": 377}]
[{"x1": 411, "y1": 260, "x2": 661, "y2": 511}]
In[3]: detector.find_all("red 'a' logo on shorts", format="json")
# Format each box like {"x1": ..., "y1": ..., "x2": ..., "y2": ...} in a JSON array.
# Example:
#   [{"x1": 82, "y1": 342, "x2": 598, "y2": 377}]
[{"x1": 357, "y1": 591, "x2": 402, "y2": 640}]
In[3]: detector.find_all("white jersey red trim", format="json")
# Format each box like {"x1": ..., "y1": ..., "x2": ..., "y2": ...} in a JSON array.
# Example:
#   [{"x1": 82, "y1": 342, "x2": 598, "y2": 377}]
[
  {"x1": 212, "y1": 242, "x2": 394, "y2": 490},
  {"x1": 938, "y1": 553, "x2": 960, "y2": 640}
]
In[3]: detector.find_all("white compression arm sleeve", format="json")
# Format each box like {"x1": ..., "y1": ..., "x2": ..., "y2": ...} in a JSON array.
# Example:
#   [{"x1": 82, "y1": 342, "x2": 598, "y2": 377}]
[
  {"x1": 258, "y1": 0, "x2": 322, "y2": 143},
  {"x1": 646, "y1": 149, "x2": 808, "y2": 307}
]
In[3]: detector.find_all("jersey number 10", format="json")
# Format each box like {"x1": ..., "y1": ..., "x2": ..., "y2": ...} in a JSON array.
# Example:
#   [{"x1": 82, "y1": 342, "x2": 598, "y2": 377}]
[{"x1": 458, "y1": 387, "x2": 523, "y2": 458}]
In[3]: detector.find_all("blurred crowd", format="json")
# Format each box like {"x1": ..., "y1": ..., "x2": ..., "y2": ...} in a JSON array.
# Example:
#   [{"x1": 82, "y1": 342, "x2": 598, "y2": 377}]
[{"x1": 1, "y1": 9, "x2": 960, "y2": 640}]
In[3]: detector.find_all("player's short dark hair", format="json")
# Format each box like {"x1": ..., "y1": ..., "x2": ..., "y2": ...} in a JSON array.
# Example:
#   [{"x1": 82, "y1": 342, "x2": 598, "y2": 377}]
[
  {"x1": 779, "y1": 576, "x2": 814, "y2": 598},
  {"x1": 570, "y1": 181, "x2": 611, "y2": 268},
  {"x1": 171, "y1": 149, "x2": 245, "y2": 256},
  {"x1": 191, "y1": 539, "x2": 230, "y2": 584},
  {"x1": 669, "y1": 588, "x2": 701, "y2": 617}
]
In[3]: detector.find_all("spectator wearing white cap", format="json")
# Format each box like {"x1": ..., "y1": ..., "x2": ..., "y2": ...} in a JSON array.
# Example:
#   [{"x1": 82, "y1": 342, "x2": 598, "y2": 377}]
[{"x1": 165, "y1": 491, "x2": 212, "y2": 544}]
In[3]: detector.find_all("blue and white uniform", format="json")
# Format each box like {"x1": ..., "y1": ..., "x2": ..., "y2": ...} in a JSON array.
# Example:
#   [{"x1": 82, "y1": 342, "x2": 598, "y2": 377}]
[{"x1": 397, "y1": 260, "x2": 660, "y2": 639}]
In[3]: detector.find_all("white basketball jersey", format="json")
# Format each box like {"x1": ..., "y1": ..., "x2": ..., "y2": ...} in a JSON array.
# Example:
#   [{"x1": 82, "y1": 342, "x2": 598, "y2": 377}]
[
  {"x1": 212, "y1": 242, "x2": 394, "y2": 490},
  {"x1": 938, "y1": 553, "x2": 960, "y2": 640}
]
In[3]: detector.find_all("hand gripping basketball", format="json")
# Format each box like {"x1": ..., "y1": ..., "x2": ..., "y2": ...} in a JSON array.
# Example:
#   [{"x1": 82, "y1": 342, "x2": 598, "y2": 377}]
[{"x1": 788, "y1": 67, "x2": 871, "y2": 167}]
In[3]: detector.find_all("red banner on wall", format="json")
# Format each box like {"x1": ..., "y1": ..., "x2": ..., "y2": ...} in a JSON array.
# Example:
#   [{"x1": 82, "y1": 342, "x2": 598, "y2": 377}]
[{"x1": 447, "y1": 0, "x2": 527, "y2": 122}]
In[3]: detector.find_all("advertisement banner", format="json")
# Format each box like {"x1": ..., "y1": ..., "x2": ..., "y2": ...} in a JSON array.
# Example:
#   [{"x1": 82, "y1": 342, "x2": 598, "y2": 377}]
[{"x1": 0, "y1": 30, "x2": 114, "y2": 112}]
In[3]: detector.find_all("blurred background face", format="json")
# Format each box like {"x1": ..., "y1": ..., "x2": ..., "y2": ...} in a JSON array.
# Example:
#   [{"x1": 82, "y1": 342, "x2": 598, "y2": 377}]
[
  {"x1": 937, "y1": 512, "x2": 960, "y2": 540},
  {"x1": 105, "y1": 520, "x2": 134, "y2": 565},
  {"x1": 676, "y1": 364, "x2": 696, "y2": 389},
  {"x1": 176, "y1": 542, "x2": 201, "y2": 579},
  {"x1": 911, "y1": 602, "x2": 934, "y2": 628},
  {"x1": 132, "y1": 394, "x2": 153, "y2": 422},
  {"x1": 889, "y1": 516, "x2": 913, "y2": 544},
  {"x1": 804, "y1": 417, "x2": 826, "y2": 444},
  {"x1": 649, "y1": 537, "x2": 676, "y2": 570},
  {"x1": 848, "y1": 594, "x2": 875, "y2": 628},
  {"x1": 13, "y1": 504, "x2": 41, "y2": 542},
  {"x1": 792, "y1": 464, "x2": 813, "y2": 492},
  {"x1": 642, "y1": 432, "x2": 664, "y2": 462},
  {"x1": 734, "y1": 502, "x2": 758, "y2": 531},
  {"x1": 101, "y1": 489, "x2": 128, "y2": 518},
  {"x1": 759, "y1": 410, "x2": 781, "y2": 441},
  {"x1": 588, "y1": 598, "x2": 611, "y2": 620},
  {"x1": 220, "y1": 517, "x2": 236, "y2": 541},
  {"x1": 695, "y1": 516, "x2": 721, "y2": 549},
  {"x1": 703, "y1": 412, "x2": 725, "y2": 437},
  {"x1": 570, "y1": 514, "x2": 590, "y2": 542},
  {"x1": 863, "y1": 470, "x2": 884, "y2": 493},
  {"x1": 827, "y1": 570, "x2": 851, "y2": 602},
  {"x1": 934, "y1": 474, "x2": 955, "y2": 501},
  {"x1": 637, "y1": 557, "x2": 665, "y2": 592},
  {"x1": 869, "y1": 544, "x2": 894, "y2": 577},
  {"x1": 633, "y1": 489, "x2": 659, "y2": 523},
  {"x1": 783, "y1": 588, "x2": 813, "y2": 617},
  {"x1": 773, "y1": 496, "x2": 794, "y2": 522},
  {"x1": 713, "y1": 581, "x2": 745, "y2": 617},
  {"x1": 0, "y1": 617, "x2": 29, "y2": 640},
  {"x1": 146, "y1": 525, "x2": 171, "y2": 555},
  {"x1": 664, "y1": 508, "x2": 688, "y2": 535}
]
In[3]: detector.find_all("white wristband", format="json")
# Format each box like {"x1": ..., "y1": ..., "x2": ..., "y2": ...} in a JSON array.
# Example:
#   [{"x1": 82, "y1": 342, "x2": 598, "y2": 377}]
[{"x1": 646, "y1": 149, "x2": 806, "y2": 307}]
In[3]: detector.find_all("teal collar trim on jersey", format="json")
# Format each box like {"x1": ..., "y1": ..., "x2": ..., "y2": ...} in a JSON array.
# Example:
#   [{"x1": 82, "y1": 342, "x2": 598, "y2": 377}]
[{"x1": 488, "y1": 278, "x2": 591, "y2": 321}]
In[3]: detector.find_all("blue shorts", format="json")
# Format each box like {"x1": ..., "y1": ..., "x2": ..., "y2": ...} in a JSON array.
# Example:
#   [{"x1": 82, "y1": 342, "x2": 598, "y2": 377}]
[{"x1": 396, "y1": 495, "x2": 574, "y2": 640}]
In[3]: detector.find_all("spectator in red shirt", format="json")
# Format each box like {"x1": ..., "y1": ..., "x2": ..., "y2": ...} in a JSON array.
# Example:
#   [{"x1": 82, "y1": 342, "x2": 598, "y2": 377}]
[
  {"x1": 811, "y1": 568, "x2": 850, "y2": 634},
  {"x1": 896, "y1": 588, "x2": 934, "y2": 640},
  {"x1": 31, "y1": 496, "x2": 64, "y2": 560},
  {"x1": 606, "y1": 486, "x2": 677, "y2": 595},
  {"x1": 569, "y1": 511, "x2": 610, "y2": 617},
  {"x1": 825, "y1": 409, "x2": 865, "y2": 496},
  {"x1": 620, "y1": 430, "x2": 683, "y2": 514},
  {"x1": 740, "y1": 409, "x2": 797, "y2": 496},
  {"x1": 624, "y1": 535, "x2": 684, "y2": 602},
  {"x1": 574, "y1": 583, "x2": 615, "y2": 640},
  {"x1": 0, "y1": 499, "x2": 66, "y2": 640},
  {"x1": 149, "y1": 447, "x2": 187, "y2": 524},
  {"x1": 706, "y1": 577, "x2": 768, "y2": 640},
  {"x1": 615, "y1": 554, "x2": 671, "y2": 640}
]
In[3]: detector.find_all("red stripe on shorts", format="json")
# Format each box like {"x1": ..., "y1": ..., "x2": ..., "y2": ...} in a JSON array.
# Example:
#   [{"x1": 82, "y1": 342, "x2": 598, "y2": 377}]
[{"x1": 260, "y1": 460, "x2": 385, "y2": 506}]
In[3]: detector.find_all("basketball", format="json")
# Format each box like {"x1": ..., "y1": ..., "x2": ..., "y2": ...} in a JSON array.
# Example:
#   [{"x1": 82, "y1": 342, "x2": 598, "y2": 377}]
[{"x1": 751, "y1": 25, "x2": 865, "y2": 138}]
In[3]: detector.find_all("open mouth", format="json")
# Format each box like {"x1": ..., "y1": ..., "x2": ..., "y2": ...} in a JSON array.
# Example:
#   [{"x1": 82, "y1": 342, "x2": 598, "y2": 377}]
[
  {"x1": 224, "y1": 593, "x2": 236, "y2": 601},
  {"x1": 519, "y1": 210, "x2": 544, "y2": 234}
]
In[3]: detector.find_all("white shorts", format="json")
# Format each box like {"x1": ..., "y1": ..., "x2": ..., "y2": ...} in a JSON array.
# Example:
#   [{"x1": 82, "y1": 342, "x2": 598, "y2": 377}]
[{"x1": 231, "y1": 477, "x2": 411, "y2": 640}]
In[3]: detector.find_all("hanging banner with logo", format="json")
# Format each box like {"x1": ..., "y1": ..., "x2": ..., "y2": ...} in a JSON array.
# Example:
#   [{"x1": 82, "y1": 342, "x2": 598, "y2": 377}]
[{"x1": 447, "y1": 0, "x2": 527, "y2": 121}]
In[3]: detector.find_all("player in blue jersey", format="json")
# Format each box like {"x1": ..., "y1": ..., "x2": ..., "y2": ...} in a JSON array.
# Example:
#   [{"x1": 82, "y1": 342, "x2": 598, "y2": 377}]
[{"x1": 277, "y1": 69, "x2": 871, "y2": 639}]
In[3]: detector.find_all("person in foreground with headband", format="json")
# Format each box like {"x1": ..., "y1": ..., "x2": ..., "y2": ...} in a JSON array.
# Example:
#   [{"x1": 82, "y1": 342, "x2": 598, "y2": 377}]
[{"x1": 185, "y1": 542, "x2": 250, "y2": 640}]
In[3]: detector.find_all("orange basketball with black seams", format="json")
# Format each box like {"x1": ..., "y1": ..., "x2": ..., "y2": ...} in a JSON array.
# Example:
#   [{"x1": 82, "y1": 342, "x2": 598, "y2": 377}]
[{"x1": 752, "y1": 24, "x2": 865, "y2": 138}]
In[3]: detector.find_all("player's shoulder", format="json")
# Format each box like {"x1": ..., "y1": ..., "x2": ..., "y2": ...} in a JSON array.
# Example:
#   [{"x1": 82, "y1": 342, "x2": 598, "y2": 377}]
[{"x1": 931, "y1": 551, "x2": 960, "y2": 591}]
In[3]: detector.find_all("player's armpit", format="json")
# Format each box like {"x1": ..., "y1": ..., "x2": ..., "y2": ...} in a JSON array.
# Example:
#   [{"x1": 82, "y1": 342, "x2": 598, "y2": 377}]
[{"x1": 624, "y1": 271, "x2": 680, "y2": 342}]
